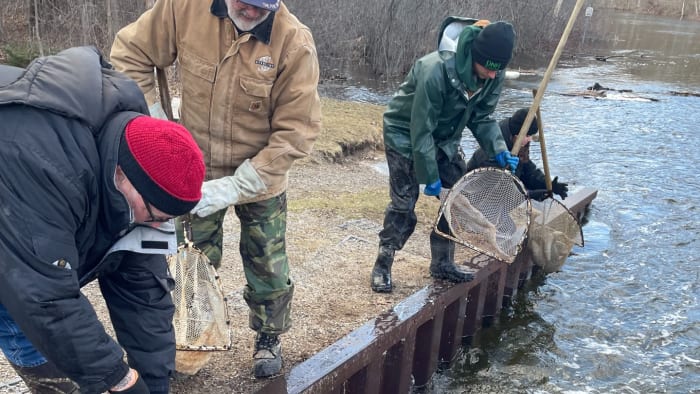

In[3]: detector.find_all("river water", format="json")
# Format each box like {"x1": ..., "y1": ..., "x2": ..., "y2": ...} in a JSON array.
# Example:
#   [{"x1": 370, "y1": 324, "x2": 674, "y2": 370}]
[{"x1": 319, "y1": 11, "x2": 700, "y2": 394}]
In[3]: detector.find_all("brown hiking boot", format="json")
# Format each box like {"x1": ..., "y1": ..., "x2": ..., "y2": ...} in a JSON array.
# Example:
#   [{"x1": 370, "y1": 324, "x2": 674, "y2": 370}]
[{"x1": 253, "y1": 332, "x2": 282, "y2": 378}]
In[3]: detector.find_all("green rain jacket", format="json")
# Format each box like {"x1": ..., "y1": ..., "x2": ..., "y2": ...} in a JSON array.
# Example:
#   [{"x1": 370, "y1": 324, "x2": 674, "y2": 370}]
[{"x1": 382, "y1": 17, "x2": 509, "y2": 184}]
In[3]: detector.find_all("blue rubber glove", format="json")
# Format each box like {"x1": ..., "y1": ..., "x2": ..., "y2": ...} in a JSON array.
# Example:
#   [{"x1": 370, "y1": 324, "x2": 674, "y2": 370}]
[
  {"x1": 424, "y1": 179, "x2": 442, "y2": 196},
  {"x1": 494, "y1": 151, "x2": 519, "y2": 174}
]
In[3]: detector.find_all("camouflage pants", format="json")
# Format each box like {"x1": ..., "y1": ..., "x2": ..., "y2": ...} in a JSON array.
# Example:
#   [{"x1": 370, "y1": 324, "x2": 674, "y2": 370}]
[{"x1": 177, "y1": 193, "x2": 293, "y2": 335}]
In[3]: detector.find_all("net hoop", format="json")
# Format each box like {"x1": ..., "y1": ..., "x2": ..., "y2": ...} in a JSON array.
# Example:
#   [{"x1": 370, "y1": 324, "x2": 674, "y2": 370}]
[{"x1": 435, "y1": 167, "x2": 531, "y2": 264}]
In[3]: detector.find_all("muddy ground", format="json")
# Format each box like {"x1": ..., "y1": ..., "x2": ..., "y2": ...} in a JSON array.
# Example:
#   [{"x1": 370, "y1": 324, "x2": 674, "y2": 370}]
[{"x1": 0, "y1": 98, "x2": 451, "y2": 393}]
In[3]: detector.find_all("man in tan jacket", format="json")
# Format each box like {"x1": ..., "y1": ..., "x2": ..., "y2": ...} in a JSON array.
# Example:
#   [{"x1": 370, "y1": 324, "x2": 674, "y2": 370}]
[{"x1": 111, "y1": 0, "x2": 321, "y2": 378}]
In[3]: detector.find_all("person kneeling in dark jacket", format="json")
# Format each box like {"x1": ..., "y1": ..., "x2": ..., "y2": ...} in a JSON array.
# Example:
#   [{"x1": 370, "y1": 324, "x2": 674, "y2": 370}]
[
  {"x1": 0, "y1": 46, "x2": 205, "y2": 394},
  {"x1": 466, "y1": 108, "x2": 569, "y2": 201}
]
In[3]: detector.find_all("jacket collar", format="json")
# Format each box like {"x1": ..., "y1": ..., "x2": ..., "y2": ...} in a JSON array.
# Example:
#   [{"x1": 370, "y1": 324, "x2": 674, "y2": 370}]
[{"x1": 210, "y1": 0, "x2": 275, "y2": 45}]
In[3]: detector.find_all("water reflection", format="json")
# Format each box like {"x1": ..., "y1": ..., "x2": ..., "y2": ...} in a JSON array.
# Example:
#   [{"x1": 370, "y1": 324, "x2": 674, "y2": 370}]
[{"x1": 589, "y1": 12, "x2": 700, "y2": 87}]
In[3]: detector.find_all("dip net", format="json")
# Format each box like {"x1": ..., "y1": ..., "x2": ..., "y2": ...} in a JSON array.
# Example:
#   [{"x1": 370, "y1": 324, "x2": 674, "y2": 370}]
[
  {"x1": 527, "y1": 197, "x2": 584, "y2": 273},
  {"x1": 435, "y1": 167, "x2": 531, "y2": 264},
  {"x1": 167, "y1": 219, "x2": 231, "y2": 374}
]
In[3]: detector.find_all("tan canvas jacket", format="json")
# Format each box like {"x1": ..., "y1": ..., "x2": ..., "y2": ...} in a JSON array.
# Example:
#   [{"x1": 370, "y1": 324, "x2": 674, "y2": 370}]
[{"x1": 111, "y1": 0, "x2": 321, "y2": 201}]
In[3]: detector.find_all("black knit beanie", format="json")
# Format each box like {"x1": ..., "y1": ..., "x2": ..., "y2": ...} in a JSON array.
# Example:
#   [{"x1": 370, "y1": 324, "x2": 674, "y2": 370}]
[
  {"x1": 509, "y1": 108, "x2": 538, "y2": 137},
  {"x1": 471, "y1": 21, "x2": 515, "y2": 71}
]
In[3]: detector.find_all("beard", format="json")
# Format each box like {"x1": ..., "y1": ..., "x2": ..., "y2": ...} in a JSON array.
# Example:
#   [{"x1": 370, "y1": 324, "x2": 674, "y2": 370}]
[{"x1": 229, "y1": 9, "x2": 270, "y2": 31}]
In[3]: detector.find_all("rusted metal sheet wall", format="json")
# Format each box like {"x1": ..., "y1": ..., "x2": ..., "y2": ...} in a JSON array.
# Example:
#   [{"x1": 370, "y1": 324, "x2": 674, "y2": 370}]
[{"x1": 258, "y1": 188, "x2": 597, "y2": 394}]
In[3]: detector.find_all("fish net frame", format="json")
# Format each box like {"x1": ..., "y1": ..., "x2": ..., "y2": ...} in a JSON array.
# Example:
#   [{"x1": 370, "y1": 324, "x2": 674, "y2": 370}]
[
  {"x1": 167, "y1": 220, "x2": 232, "y2": 353},
  {"x1": 435, "y1": 167, "x2": 531, "y2": 264}
]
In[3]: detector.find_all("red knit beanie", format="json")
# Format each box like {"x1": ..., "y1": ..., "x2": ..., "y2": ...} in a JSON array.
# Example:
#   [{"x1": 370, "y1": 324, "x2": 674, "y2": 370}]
[{"x1": 118, "y1": 116, "x2": 205, "y2": 216}]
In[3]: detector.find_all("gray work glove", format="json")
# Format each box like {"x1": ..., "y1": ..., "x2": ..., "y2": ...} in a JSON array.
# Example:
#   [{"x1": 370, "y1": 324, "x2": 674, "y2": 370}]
[{"x1": 191, "y1": 159, "x2": 268, "y2": 217}]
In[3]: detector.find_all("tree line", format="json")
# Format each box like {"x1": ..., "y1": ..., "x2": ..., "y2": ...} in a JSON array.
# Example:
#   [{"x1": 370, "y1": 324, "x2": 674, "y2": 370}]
[{"x1": 0, "y1": 0, "x2": 696, "y2": 78}]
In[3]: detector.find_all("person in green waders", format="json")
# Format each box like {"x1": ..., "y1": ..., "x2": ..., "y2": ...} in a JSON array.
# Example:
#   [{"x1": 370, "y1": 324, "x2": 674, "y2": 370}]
[{"x1": 371, "y1": 17, "x2": 519, "y2": 293}]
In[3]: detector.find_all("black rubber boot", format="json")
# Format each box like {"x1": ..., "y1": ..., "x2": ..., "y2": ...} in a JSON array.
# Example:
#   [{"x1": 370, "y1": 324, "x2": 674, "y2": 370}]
[
  {"x1": 10, "y1": 361, "x2": 80, "y2": 393},
  {"x1": 370, "y1": 246, "x2": 395, "y2": 293},
  {"x1": 429, "y1": 232, "x2": 474, "y2": 283}
]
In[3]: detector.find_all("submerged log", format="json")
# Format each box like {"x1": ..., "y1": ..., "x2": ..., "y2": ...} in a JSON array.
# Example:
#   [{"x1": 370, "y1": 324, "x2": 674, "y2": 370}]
[{"x1": 669, "y1": 90, "x2": 700, "y2": 97}]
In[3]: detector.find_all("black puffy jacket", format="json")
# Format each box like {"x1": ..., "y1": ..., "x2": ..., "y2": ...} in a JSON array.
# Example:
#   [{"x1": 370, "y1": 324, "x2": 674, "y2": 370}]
[{"x1": 0, "y1": 46, "x2": 174, "y2": 393}]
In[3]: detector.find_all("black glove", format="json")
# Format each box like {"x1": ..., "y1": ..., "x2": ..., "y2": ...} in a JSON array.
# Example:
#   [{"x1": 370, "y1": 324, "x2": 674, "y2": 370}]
[
  {"x1": 552, "y1": 176, "x2": 568, "y2": 199},
  {"x1": 527, "y1": 189, "x2": 551, "y2": 201},
  {"x1": 109, "y1": 373, "x2": 149, "y2": 394}
]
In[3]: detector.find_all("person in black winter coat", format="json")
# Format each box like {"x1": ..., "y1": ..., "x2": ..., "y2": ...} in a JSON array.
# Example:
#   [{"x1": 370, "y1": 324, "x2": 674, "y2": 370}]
[
  {"x1": 0, "y1": 47, "x2": 205, "y2": 394},
  {"x1": 466, "y1": 108, "x2": 569, "y2": 200}
]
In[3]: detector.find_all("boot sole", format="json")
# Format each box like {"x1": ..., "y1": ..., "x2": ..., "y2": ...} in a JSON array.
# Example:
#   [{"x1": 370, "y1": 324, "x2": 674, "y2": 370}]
[
  {"x1": 370, "y1": 284, "x2": 393, "y2": 293},
  {"x1": 430, "y1": 271, "x2": 474, "y2": 283},
  {"x1": 253, "y1": 358, "x2": 282, "y2": 378}
]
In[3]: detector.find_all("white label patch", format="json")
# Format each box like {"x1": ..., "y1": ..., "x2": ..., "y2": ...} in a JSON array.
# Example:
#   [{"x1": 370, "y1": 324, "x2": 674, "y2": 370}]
[{"x1": 255, "y1": 56, "x2": 275, "y2": 72}]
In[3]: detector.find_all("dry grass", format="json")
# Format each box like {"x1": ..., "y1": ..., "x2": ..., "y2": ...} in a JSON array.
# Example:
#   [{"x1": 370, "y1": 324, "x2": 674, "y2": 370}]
[{"x1": 306, "y1": 97, "x2": 385, "y2": 162}]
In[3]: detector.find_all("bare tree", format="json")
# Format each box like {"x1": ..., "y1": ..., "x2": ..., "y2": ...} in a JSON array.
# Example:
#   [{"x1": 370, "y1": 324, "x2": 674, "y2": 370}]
[
  {"x1": 32, "y1": 0, "x2": 44, "y2": 56},
  {"x1": 6, "y1": 0, "x2": 686, "y2": 76},
  {"x1": 106, "y1": 0, "x2": 113, "y2": 42},
  {"x1": 681, "y1": 0, "x2": 686, "y2": 19},
  {"x1": 554, "y1": 0, "x2": 564, "y2": 16}
]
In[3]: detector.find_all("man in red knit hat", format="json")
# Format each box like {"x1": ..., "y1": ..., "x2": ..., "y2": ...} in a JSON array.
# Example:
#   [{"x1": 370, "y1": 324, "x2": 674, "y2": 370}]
[{"x1": 0, "y1": 47, "x2": 205, "y2": 394}]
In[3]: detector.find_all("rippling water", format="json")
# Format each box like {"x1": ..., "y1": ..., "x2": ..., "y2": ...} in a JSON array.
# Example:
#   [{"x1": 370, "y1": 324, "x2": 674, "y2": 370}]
[
  {"x1": 320, "y1": 11, "x2": 699, "y2": 394},
  {"x1": 446, "y1": 76, "x2": 700, "y2": 393}
]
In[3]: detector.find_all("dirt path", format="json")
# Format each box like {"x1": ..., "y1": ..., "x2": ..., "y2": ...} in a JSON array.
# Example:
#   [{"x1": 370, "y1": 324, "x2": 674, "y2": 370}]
[{"x1": 167, "y1": 151, "x2": 444, "y2": 393}]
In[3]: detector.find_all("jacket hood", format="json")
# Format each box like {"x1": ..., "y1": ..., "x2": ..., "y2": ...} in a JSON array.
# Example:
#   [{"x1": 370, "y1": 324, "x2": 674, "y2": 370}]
[
  {"x1": 0, "y1": 64, "x2": 24, "y2": 86},
  {"x1": 0, "y1": 46, "x2": 147, "y2": 133},
  {"x1": 437, "y1": 16, "x2": 478, "y2": 57},
  {"x1": 437, "y1": 16, "x2": 491, "y2": 91}
]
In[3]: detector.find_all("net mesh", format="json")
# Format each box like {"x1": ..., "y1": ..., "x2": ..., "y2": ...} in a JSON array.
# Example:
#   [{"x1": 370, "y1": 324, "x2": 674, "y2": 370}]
[
  {"x1": 168, "y1": 245, "x2": 230, "y2": 351},
  {"x1": 527, "y1": 198, "x2": 584, "y2": 273},
  {"x1": 437, "y1": 167, "x2": 530, "y2": 264}
]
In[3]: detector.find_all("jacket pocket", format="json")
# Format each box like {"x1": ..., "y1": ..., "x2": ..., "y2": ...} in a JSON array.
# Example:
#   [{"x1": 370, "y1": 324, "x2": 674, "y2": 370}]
[
  {"x1": 178, "y1": 50, "x2": 216, "y2": 122},
  {"x1": 179, "y1": 50, "x2": 216, "y2": 83},
  {"x1": 31, "y1": 234, "x2": 80, "y2": 273},
  {"x1": 237, "y1": 76, "x2": 272, "y2": 114},
  {"x1": 234, "y1": 76, "x2": 273, "y2": 135},
  {"x1": 29, "y1": 234, "x2": 80, "y2": 299}
]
